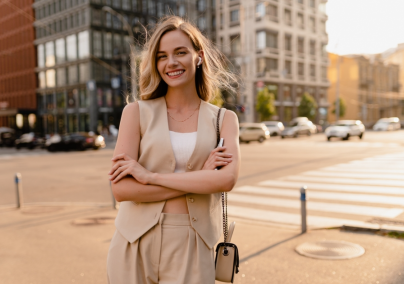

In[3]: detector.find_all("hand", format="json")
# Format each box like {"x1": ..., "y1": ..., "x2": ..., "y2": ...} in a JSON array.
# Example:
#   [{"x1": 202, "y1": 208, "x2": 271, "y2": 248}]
[
  {"x1": 109, "y1": 153, "x2": 152, "y2": 184},
  {"x1": 202, "y1": 146, "x2": 233, "y2": 170}
]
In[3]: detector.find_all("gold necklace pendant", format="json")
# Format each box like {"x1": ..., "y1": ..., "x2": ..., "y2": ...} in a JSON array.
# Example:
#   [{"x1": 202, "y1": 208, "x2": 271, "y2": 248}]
[{"x1": 167, "y1": 101, "x2": 201, "y2": 123}]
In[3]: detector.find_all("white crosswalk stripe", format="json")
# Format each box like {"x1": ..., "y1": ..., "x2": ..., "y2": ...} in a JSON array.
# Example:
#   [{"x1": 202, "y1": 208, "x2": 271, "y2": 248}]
[{"x1": 229, "y1": 151, "x2": 404, "y2": 229}]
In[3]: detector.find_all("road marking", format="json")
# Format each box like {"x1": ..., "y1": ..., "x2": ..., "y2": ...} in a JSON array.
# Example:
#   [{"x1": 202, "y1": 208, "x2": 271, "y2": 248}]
[
  {"x1": 258, "y1": 180, "x2": 404, "y2": 195},
  {"x1": 321, "y1": 166, "x2": 404, "y2": 175},
  {"x1": 285, "y1": 175, "x2": 404, "y2": 187},
  {"x1": 228, "y1": 193, "x2": 403, "y2": 218},
  {"x1": 300, "y1": 170, "x2": 404, "y2": 181},
  {"x1": 227, "y1": 206, "x2": 380, "y2": 229},
  {"x1": 234, "y1": 186, "x2": 404, "y2": 206}
]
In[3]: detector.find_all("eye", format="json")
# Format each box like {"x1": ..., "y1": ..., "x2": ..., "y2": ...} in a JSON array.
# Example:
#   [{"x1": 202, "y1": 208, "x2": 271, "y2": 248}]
[
  {"x1": 157, "y1": 55, "x2": 167, "y2": 60},
  {"x1": 177, "y1": 51, "x2": 186, "y2": 55}
]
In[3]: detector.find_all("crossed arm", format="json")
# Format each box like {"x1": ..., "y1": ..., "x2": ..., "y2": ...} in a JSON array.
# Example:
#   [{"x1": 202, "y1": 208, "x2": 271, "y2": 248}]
[{"x1": 109, "y1": 102, "x2": 240, "y2": 203}]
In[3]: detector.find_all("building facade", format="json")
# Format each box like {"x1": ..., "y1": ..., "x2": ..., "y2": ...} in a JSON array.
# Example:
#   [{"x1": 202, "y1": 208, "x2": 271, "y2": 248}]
[
  {"x1": 0, "y1": 0, "x2": 37, "y2": 133},
  {"x1": 33, "y1": 0, "x2": 213, "y2": 135},
  {"x1": 327, "y1": 53, "x2": 401, "y2": 126},
  {"x1": 384, "y1": 43, "x2": 404, "y2": 122},
  {"x1": 216, "y1": 0, "x2": 330, "y2": 124}
]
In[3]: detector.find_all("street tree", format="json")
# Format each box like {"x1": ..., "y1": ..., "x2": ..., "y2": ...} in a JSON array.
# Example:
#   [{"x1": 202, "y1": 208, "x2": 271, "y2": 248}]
[
  {"x1": 298, "y1": 92, "x2": 317, "y2": 120},
  {"x1": 332, "y1": 98, "x2": 347, "y2": 118},
  {"x1": 255, "y1": 87, "x2": 276, "y2": 121}
]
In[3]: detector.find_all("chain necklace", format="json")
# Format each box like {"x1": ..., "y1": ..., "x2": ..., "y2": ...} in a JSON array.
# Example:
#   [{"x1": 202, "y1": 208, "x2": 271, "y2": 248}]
[{"x1": 167, "y1": 101, "x2": 201, "y2": 123}]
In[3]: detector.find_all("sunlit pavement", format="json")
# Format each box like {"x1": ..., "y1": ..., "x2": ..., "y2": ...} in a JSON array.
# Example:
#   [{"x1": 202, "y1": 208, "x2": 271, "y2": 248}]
[{"x1": 1, "y1": 130, "x2": 404, "y2": 283}]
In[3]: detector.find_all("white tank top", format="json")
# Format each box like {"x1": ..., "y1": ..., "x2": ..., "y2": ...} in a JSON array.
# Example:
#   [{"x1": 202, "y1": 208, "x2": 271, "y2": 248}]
[{"x1": 169, "y1": 131, "x2": 197, "y2": 173}]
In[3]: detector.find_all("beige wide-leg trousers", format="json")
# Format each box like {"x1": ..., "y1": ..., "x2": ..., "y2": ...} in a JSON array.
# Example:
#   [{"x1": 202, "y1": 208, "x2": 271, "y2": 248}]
[{"x1": 107, "y1": 213, "x2": 215, "y2": 284}]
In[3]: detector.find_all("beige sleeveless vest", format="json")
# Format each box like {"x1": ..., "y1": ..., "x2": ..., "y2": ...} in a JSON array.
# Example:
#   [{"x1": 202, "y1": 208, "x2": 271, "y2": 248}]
[{"x1": 115, "y1": 96, "x2": 226, "y2": 249}]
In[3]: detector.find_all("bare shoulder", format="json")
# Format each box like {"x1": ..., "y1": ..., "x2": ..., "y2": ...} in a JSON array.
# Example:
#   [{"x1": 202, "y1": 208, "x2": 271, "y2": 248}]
[
  {"x1": 222, "y1": 110, "x2": 239, "y2": 129},
  {"x1": 122, "y1": 101, "x2": 139, "y2": 116}
]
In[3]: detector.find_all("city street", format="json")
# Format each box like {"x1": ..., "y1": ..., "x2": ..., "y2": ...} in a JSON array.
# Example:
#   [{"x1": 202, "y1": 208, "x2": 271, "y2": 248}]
[{"x1": 1, "y1": 130, "x2": 404, "y2": 284}]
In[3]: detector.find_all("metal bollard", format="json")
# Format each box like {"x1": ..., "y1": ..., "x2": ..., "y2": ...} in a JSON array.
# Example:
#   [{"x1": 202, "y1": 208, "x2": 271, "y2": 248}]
[
  {"x1": 300, "y1": 186, "x2": 307, "y2": 234},
  {"x1": 110, "y1": 181, "x2": 116, "y2": 210},
  {"x1": 15, "y1": 173, "x2": 23, "y2": 208}
]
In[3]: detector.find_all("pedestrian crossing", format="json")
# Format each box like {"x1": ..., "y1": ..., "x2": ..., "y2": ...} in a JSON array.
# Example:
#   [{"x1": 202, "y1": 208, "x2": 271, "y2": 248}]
[{"x1": 229, "y1": 152, "x2": 404, "y2": 229}]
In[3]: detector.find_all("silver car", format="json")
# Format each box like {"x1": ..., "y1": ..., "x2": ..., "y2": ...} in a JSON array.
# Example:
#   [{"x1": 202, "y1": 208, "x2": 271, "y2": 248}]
[
  {"x1": 325, "y1": 120, "x2": 365, "y2": 141},
  {"x1": 262, "y1": 121, "x2": 285, "y2": 136},
  {"x1": 239, "y1": 123, "x2": 270, "y2": 143}
]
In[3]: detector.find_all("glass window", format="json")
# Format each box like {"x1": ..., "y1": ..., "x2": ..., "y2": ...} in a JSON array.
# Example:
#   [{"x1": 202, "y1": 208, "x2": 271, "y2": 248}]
[
  {"x1": 45, "y1": 41, "x2": 55, "y2": 67},
  {"x1": 37, "y1": 44, "x2": 45, "y2": 67},
  {"x1": 66, "y1": 34, "x2": 77, "y2": 61},
  {"x1": 93, "y1": 31, "x2": 102, "y2": 57},
  {"x1": 178, "y1": 4, "x2": 185, "y2": 16},
  {"x1": 78, "y1": 30, "x2": 90, "y2": 58},
  {"x1": 285, "y1": 60, "x2": 292, "y2": 75},
  {"x1": 97, "y1": 88, "x2": 103, "y2": 106},
  {"x1": 46, "y1": 94, "x2": 55, "y2": 110},
  {"x1": 57, "y1": 92, "x2": 65, "y2": 108},
  {"x1": 79, "y1": 63, "x2": 90, "y2": 82},
  {"x1": 105, "y1": 12, "x2": 112, "y2": 28},
  {"x1": 113, "y1": 34, "x2": 122, "y2": 56},
  {"x1": 267, "y1": 33, "x2": 277, "y2": 48},
  {"x1": 46, "y1": 69, "x2": 56, "y2": 87},
  {"x1": 256, "y1": 31, "x2": 266, "y2": 49},
  {"x1": 230, "y1": 10, "x2": 239, "y2": 22},
  {"x1": 230, "y1": 35, "x2": 240, "y2": 53},
  {"x1": 310, "y1": 64, "x2": 316, "y2": 77},
  {"x1": 104, "y1": 32, "x2": 112, "y2": 59},
  {"x1": 198, "y1": 0, "x2": 206, "y2": 11},
  {"x1": 68, "y1": 114, "x2": 78, "y2": 133},
  {"x1": 268, "y1": 5, "x2": 277, "y2": 17},
  {"x1": 284, "y1": 35, "x2": 291, "y2": 51},
  {"x1": 298, "y1": 38, "x2": 304, "y2": 53},
  {"x1": 79, "y1": 114, "x2": 89, "y2": 131},
  {"x1": 105, "y1": 89, "x2": 112, "y2": 107},
  {"x1": 148, "y1": 1, "x2": 156, "y2": 14},
  {"x1": 122, "y1": 0, "x2": 130, "y2": 10},
  {"x1": 298, "y1": 63, "x2": 304, "y2": 76},
  {"x1": 157, "y1": 2, "x2": 164, "y2": 17},
  {"x1": 55, "y1": 38, "x2": 65, "y2": 63},
  {"x1": 79, "y1": 89, "x2": 88, "y2": 107},
  {"x1": 197, "y1": 17, "x2": 206, "y2": 31},
  {"x1": 256, "y1": 3, "x2": 265, "y2": 17},
  {"x1": 124, "y1": 35, "x2": 131, "y2": 54},
  {"x1": 68, "y1": 65, "x2": 78, "y2": 84},
  {"x1": 310, "y1": 17, "x2": 315, "y2": 32},
  {"x1": 310, "y1": 41, "x2": 316, "y2": 55},
  {"x1": 57, "y1": 68, "x2": 66, "y2": 86},
  {"x1": 39, "y1": 71, "x2": 46, "y2": 88},
  {"x1": 284, "y1": 9, "x2": 291, "y2": 25},
  {"x1": 132, "y1": 0, "x2": 139, "y2": 11},
  {"x1": 297, "y1": 13, "x2": 304, "y2": 28},
  {"x1": 112, "y1": 0, "x2": 121, "y2": 8},
  {"x1": 112, "y1": 15, "x2": 121, "y2": 29},
  {"x1": 67, "y1": 89, "x2": 78, "y2": 108},
  {"x1": 92, "y1": 9, "x2": 102, "y2": 26},
  {"x1": 310, "y1": 0, "x2": 315, "y2": 8}
]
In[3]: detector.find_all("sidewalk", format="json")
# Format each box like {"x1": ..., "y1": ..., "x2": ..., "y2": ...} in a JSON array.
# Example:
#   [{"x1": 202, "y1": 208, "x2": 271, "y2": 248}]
[{"x1": 1, "y1": 205, "x2": 404, "y2": 284}]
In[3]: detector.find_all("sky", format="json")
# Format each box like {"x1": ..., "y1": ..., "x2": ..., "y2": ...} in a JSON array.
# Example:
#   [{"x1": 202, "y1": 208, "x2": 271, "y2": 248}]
[{"x1": 326, "y1": 0, "x2": 404, "y2": 55}]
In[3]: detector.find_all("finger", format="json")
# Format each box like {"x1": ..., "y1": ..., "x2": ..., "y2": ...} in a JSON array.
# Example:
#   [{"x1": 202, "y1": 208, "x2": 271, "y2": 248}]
[
  {"x1": 110, "y1": 165, "x2": 129, "y2": 180},
  {"x1": 215, "y1": 161, "x2": 229, "y2": 167},
  {"x1": 215, "y1": 152, "x2": 233, "y2": 158},
  {"x1": 215, "y1": 157, "x2": 233, "y2": 162},
  {"x1": 112, "y1": 168, "x2": 130, "y2": 183},
  {"x1": 212, "y1": 146, "x2": 226, "y2": 153},
  {"x1": 111, "y1": 153, "x2": 125, "y2": 161},
  {"x1": 108, "y1": 161, "x2": 129, "y2": 174}
]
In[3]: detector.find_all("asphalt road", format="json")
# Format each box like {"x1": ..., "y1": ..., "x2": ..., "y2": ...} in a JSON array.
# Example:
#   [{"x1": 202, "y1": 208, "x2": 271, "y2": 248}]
[{"x1": 1, "y1": 130, "x2": 403, "y2": 228}]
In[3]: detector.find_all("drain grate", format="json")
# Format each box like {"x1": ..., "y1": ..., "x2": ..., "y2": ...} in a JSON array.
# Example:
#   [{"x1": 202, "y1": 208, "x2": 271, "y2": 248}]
[
  {"x1": 72, "y1": 217, "x2": 115, "y2": 226},
  {"x1": 295, "y1": 241, "x2": 365, "y2": 260}
]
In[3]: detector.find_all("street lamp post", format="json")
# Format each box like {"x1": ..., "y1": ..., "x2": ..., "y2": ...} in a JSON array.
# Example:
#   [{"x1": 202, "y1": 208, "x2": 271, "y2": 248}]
[{"x1": 102, "y1": 6, "x2": 138, "y2": 100}]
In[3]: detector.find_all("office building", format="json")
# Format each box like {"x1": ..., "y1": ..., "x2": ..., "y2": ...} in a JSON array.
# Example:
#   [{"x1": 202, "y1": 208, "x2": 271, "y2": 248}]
[
  {"x1": 33, "y1": 0, "x2": 202, "y2": 135},
  {"x1": 0, "y1": 0, "x2": 37, "y2": 133},
  {"x1": 216, "y1": 0, "x2": 330, "y2": 124},
  {"x1": 328, "y1": 53, "x2": 401, "y2": 126}
]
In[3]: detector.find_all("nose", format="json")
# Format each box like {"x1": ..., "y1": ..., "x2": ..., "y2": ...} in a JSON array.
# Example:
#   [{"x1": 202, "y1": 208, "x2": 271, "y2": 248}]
[{"x1": 167, "y1": 55, "x2": 178, "y2": 68}]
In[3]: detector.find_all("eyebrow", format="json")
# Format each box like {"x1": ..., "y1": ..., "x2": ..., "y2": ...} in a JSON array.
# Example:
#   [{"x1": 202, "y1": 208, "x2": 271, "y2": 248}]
[{"x1": 157, "y1": 46, "x2": 189, "y2": 54}]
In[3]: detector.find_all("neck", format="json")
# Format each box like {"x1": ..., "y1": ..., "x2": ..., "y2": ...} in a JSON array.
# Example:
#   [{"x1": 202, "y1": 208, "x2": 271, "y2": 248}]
[{"x1": 165, "y1": 82, "x2": 200, "y2": 110}]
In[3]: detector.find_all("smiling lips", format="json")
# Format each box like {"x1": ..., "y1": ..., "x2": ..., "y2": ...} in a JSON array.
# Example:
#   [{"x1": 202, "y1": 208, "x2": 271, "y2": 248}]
[{"x1": 167, "y1": 70, "x2": 185, "y2": 78}]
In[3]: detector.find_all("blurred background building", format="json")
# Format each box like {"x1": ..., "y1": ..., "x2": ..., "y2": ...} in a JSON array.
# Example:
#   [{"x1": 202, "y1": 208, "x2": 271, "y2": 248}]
[
  {"x1": 33, "y1": 0, "x2": 216, "y2": 135},
  {"x1": 328, "y1": 53, "x2": 402, "y2": 126},
  {"x1": 217, "y1": 0, "x2": 330, "y2": 124},
  {"x1": 0, "y1": 0, "x2": 37, "y2": 134}
]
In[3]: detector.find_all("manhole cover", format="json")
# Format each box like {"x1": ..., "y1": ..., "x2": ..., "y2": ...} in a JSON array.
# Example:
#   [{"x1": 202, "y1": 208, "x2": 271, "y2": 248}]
[
  {"x1": 21, "y1": 207, "x2": 63, "y2": 215},
  {"x1": 72, "y1": 217, "x2": 115, "y2": 226},
  {"x1": 295, "y1": 241, "x2": 365, "y2": 260}
]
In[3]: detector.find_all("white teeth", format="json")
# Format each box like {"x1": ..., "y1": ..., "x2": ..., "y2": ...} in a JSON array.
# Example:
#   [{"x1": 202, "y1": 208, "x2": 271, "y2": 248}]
[{"x1": 168, "y1": 70, "x2": 184, "y2": 76}]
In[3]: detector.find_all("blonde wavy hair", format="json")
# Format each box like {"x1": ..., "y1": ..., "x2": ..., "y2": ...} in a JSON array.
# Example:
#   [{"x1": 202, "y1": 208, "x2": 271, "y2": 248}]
[{"x1": 134, "y1": 16, "x2": 237, "y2": 102}]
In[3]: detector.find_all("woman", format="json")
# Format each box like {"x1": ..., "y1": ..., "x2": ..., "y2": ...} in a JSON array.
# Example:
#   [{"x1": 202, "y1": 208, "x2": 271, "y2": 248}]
[{"x1": 107, "y1": 16, "x2": 240, "y2": 284}]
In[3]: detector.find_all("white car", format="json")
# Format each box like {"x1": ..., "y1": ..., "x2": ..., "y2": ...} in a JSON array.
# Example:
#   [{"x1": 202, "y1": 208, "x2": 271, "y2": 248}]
[
  {"x1": 373, "y1": 117, "x2": 401, "y2": 131},
  {"x1": 239, "y1": 123, "x2": 270, "y2": 143},
  {"x1": 325, "y1": 120, "x2": 365, "y2": 141},
  {"x1": 262, "y1": 121, "x2": 285, "y2": 136}
]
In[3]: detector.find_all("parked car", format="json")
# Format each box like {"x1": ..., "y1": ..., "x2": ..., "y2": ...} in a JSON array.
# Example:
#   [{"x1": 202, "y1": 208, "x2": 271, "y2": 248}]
[
  {"x1": 46, "y1": 132, "x2": 106, "y2": 152},
  {"x1": 15, "y1": 132, "x2": 45, "y2": 149},
  {"x1": 325, "y1": 120, "x2": 365, "y2": 141},
  {"x1": 0, "y1": 127, "x2": 15, "y2": 147},
  {"x1": 373, "y1": 117, "x2": 401, "y2": 131},
  {"x1": 239, "y1": 123, "x2": 270, "y2": 143},
  {"x1": 281, "y1": 119, "x2": 315, "y2": 138},
  {"x1": 261, "y1": 121, "x2": 285, "y2": 136}
]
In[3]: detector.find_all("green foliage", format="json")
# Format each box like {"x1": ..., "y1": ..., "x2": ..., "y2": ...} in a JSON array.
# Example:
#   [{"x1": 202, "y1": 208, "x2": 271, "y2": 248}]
[
  {"x1": 255, "y1": 87, "x2": 277, "y2": 121},
  {"x1": 332, "y1": 98, "x2": 347, "y2": 118},
  {"x1": 298, "y1": 92, "x2": 318, "y2": 120},
  {"x1": 210, "y1": 89, "x2": 224, "y2": 108}
]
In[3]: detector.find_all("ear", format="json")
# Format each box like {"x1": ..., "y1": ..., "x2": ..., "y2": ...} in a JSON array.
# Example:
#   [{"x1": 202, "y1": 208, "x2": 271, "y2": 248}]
[{"x1": 196, "y1": 50, "x2": 204, "y2": 65}]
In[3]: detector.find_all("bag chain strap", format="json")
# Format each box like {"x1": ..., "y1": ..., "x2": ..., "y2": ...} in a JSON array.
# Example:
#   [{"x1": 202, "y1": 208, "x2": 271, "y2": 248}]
[{"x1": 216, "y1": 108, "x2": 228, "y2": 243}]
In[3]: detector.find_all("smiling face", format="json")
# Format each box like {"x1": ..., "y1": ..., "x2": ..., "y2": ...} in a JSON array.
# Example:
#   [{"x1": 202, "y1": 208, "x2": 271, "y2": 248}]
[{"x1": 156, "y1": 29, "x2": 202, "y2": 89}]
